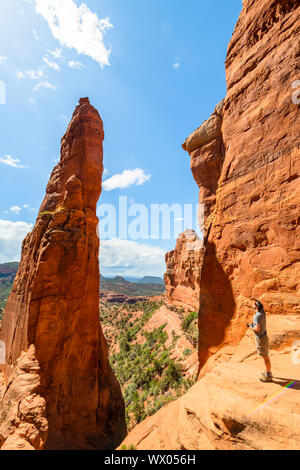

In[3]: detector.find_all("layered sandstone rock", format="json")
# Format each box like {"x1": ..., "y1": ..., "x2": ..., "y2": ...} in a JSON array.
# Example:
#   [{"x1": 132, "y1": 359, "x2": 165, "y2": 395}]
[
  {"x1": 100, "y1": 293, "x2": 148, "y2": 304},
  {"x1": 0, "y1": 98, "x2": 126, "y2": 450},
  {"x1": 139, "y1": 305, "x2": 198, "y2": 378},
  {"x1": 164, "y1": 230, "x2": 204, "y2": 311},
  {"x1": 164, "y1": 101, "x2": 224, "y2": 312},
  {"x1": 182, "y1": 100, "x2": 224, "y2": 232}
]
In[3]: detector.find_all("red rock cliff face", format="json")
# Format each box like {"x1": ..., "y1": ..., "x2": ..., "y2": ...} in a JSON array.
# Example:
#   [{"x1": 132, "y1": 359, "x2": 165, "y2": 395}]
[
  {"x1": 0, "y1": 98, "x2": 126, "y2": 450},
  {"x1": 196, "y1": 0, "x2": 300, "y2": 369},
  {"x1": 174, "y1": 0, "x2": 300, "y2": 370},
  {"x1": 182, "y1": 100, "x2": 225, "y2": 232}
]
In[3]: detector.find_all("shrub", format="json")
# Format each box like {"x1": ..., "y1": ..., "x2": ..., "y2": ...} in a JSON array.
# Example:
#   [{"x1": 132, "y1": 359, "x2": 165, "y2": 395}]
[
  {"x1": 181, "y1": 311, "x2": 198, "y2": 332},
  {"x1": 183, "y1": 348, "x2": 192, "y2": 356}
]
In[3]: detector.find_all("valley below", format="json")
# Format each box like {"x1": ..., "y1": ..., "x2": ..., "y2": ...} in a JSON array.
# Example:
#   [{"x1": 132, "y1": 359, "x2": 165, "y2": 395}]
[{"x1": 101, "y1": 297, "x2": 198, "y2": 431}]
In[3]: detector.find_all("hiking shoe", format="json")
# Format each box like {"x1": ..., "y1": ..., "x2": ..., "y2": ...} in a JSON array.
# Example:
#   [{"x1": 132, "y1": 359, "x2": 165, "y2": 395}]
[{"x1": 260, "y1": 372, "x2": 273, "y2": 382}]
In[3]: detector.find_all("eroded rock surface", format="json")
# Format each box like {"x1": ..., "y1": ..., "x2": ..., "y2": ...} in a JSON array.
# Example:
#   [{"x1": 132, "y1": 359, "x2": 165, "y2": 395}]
[
  {"x1": 0, "y1": 98, "x2": 126, "y2": 450},
  {"x1": 165, "y1": 231, "x2": 204, "y2": 311},
  {"x1": 120, "y1": 315, "x2": 300, "y2": 450},
  {"x1": 0, "y1": 346, "x2": 48, "y2": 450},
  {"x1": 171, "y1": 0, "x2": 300, "y2": 369}
]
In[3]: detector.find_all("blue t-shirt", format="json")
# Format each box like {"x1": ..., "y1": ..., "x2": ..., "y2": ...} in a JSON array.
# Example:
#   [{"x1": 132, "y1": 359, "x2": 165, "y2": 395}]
[{"x1": 253, "y1": 310, "x2": 267, "y2": 337}]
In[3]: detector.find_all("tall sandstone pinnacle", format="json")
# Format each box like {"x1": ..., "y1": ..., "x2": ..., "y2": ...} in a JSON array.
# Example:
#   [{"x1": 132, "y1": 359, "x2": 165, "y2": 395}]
[
  {"x1": 0, "y1": 98, "x2": 127, "y2": 450},
  {"x1": 122, "y1": 0, "x2": 300, "y2": 450}
]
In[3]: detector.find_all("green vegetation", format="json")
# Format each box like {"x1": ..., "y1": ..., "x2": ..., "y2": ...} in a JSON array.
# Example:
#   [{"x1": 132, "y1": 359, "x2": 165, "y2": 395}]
[
  {"x1": 0, "y1": 283, "x2": 12, "y2": 313},
  {"x1": 183, "y1": 348, "x2": 192, "y2": 356},
  {"x1": 100, "y1": 275, "x2": 165, "y2": 297},
  {"x1": 39, "y1": 210, "x2": 54, "y2": 216},
  {"x1": 101, "y1": 299, "x2": 196, "y2": 430},
  {"x1": 165, "y1": 306, "x2": 199, "y2": 348},
  {"x1": 39, "y1": 206, "x2": 67, "y2": 217},
  {"x1": 120, "y1": 444, "x2": 137, "y2": 450},
  {"x1": 180, "y1": 311, "x2": 198, "y2": 348}
]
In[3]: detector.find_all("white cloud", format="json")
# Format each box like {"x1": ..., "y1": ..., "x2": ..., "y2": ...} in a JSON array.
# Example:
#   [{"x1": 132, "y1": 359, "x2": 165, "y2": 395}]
[
  {"x1": 68, "y1": 60, "x2": 85, "y2": 69},
  {"x1": 43, "y1": 55, "x2": 59, "y2": 70},
  {"x1": 16, "y1": 68, "x2": 45, "y2": 80},
  {"x1": 0, "y1": 155, "x2": 27, "y2": 169},
  {"x1": 34, "y1": 81, "x2": 56, "y2": 91},
  {"x1": 27, "y1": 69, "x2": 44, "y2": 79},
  {"x1": 100, "y1": 239, "x2": 165, "y2": 277},
  {"x1": 173, "y1": 62, "x2": 181, "y2": 69},
  {"x1": 0, "y1": 56, "x2": 7, "y2": 65},
  {"x1": 0, "y1": 220, "x2": 33, "y2": 263},
  {"x1": 33, "y1": 29, "x2": 39, "y2": 40},
  {"x1": 10, "y1": 206, "x2": 22, "y2": 215},
  {"x1": 50, "y1": 48, "x2": 62, "y2": 59},
  {"x1": 32, "y1": 0, "x2": 113, "y2": 68},
  {"x1": 16, "y1": 71, "x2": 25, "y2": 79},
  {"x1": 103, "y1": 169, "x2": 151, "y2": 191}
]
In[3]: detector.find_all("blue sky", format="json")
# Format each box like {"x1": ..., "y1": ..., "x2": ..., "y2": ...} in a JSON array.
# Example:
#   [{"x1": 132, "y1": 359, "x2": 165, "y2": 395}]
[{"x1": 0, "y1": 0, "x2": 242, "y2": 277}]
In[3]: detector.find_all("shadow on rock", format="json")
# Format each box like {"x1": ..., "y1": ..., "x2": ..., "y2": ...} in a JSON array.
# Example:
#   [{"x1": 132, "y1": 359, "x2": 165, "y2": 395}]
[{"x1": 198, "y1": 241, "x2": 236, "y2": 373}]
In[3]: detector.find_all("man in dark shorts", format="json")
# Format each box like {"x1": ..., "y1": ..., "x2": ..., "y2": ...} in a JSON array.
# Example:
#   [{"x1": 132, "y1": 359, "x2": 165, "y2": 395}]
[{"x1": 247, "y1": 299, "x2": 273, "y2": 382}]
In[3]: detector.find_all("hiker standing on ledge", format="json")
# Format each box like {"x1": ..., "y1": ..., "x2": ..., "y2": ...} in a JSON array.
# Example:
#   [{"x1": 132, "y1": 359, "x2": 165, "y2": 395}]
[{"x1": 247, "y1": 299, "x2": 273, "y2": 382}]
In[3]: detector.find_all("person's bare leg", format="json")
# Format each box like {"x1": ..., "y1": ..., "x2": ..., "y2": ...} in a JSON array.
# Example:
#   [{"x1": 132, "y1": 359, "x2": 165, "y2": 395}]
[{"x1": 263, "y1": 355, "x2": 271, "y2": 373}]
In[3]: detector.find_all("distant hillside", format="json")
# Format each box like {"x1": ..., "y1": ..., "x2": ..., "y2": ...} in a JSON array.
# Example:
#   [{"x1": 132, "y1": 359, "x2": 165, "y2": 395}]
[
  {"x1": 101, "y1": 298, "x2": 198, "y2": 430},
  {"x1": 0, "y1": 264, "x2": 165, "y2": 317},
  {"x1": 0, "y1": 262, "x2": 19, "y2": 315},
  {"x1": 100, "y1": 275, "x2": 165, "y2": 297},
  {"x1": 0, "y1": 262, "x2": 19, "y2": 281},
  {"x1": 136, "y1": 276, "x2": 164, "y2": 285}
]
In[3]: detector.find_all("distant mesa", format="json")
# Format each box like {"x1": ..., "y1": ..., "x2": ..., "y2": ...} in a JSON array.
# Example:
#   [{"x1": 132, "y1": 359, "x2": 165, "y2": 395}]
[{"x1": 137, "y1": 276, "x2": 165, "y2": 285}]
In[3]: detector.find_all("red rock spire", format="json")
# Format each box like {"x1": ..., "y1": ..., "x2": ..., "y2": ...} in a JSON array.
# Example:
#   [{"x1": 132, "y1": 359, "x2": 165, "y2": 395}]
[{"x1": 0, "y1": 98, "x2": 126, "y2": 450}]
